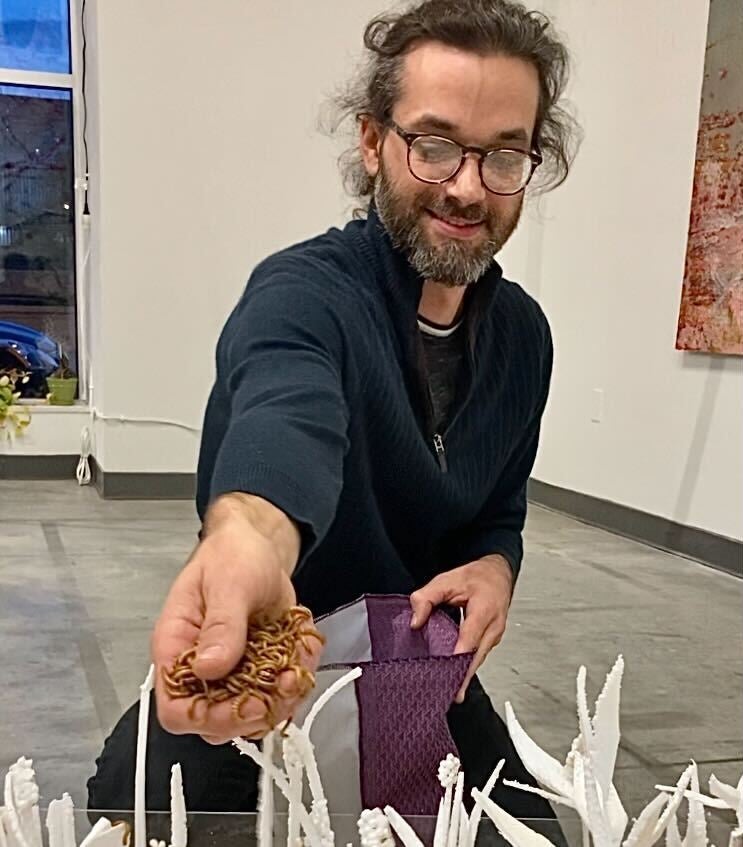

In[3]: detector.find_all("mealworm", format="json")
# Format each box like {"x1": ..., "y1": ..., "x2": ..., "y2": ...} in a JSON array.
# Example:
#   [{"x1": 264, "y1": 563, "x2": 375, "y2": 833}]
[{"x1": 162, "y1": 606, "x2": 325, "y2": 730}]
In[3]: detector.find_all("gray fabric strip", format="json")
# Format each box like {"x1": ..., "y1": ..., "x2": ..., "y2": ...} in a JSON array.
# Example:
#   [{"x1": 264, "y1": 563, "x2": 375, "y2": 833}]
[
  {"x1": 315, "y1": 596, "x2": 371, "y2": 664},
  {"x1": 279, "y1": 667, "x2": 363, "y2": 817}
]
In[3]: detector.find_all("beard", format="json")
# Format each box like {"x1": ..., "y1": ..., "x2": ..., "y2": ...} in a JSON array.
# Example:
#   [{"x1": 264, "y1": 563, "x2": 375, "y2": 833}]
[{"x1": 373, "y1": 163, "x2": 522, "y2": 287}]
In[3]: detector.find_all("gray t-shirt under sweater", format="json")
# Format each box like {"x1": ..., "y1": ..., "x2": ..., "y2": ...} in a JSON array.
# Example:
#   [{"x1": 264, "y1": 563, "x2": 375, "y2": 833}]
[{"x1": 418, "y1": 316, "x2": 466, "y2": 434}]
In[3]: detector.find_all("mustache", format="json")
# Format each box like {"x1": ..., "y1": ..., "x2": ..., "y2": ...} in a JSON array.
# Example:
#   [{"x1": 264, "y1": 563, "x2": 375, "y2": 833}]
[{"x1": 423, "y1": 195, "x2": 491, "y2": 225}]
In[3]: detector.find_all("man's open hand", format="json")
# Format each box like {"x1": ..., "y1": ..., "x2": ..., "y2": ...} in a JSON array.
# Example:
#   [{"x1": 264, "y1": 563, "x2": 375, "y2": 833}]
[
  {"x1": 152, "y1": 495, "x2": 323, "y2": 744},
  {"x1": 409, "y1": 555, "x2": 514, "y2": 703}
]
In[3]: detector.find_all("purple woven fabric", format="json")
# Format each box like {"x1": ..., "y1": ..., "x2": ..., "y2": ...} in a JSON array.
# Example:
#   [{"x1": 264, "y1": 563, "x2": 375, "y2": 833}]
[
  {"x1": 316, "y1": 595, "x2": 471, "y2": 816},
  {"x1": 365, "y1": 595, "x2": 459, "y2": 660},
  {"x1": 356, "y1": 652, "x2": 470, "y2": 815}
]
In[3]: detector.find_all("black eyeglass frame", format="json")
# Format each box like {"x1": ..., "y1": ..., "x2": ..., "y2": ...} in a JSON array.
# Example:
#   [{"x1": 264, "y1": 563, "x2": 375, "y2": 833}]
[{"x1": 386, "y1": 119, "x2": 543, "y2": 197}]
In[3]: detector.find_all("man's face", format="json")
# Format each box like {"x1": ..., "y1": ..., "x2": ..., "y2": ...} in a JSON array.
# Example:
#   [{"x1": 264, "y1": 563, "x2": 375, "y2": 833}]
[{"x1": 361, "y1": 42, "x2": 540, "y2": 287}]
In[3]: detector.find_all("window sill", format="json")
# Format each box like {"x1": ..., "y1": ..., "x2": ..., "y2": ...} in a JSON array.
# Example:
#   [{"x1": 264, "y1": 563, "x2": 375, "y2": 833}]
[{"x1": 18, "y1": 400, "x2": 90, "y2": 414}]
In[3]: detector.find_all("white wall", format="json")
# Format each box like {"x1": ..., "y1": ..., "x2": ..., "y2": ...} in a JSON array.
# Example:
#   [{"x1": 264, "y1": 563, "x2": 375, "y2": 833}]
[
  {"x1": 500, "y1": 0, "x2": 743, "y2": 541},
  {"x1": 0, "y1": 405, "x2": 90, "y2": 456},
  {"x1": 11, "y1": 1, "x2": 740, "y2": 542},
  {"x1": 85, "y1": 0, "x2": 386, "y2": 473}
]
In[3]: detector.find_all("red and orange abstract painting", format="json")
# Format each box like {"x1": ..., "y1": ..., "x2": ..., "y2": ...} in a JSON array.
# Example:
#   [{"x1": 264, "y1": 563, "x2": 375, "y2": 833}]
[{"x1": 676, "y1": 0, "x2": 743, "y2": 355}]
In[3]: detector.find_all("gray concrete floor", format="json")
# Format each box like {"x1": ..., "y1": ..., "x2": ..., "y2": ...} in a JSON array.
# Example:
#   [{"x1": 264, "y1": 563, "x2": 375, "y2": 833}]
[{"x1": 1, "y1": 480, "x2": 741, "y2": 817}]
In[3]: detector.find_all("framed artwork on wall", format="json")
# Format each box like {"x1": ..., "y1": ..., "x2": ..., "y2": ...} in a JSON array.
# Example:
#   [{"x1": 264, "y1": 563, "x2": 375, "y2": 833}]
[{"x1": 676, "y1": 0, "x2": 743, "y2": 355}]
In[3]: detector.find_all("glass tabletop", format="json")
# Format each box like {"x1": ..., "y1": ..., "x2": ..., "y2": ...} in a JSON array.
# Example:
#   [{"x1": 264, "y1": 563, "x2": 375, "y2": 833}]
[{"x1": 64, "y1": 810, "x2": 738, "y2": 847}]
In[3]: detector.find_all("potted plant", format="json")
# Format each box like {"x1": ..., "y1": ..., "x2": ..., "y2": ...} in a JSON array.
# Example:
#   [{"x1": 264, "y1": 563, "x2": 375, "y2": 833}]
[
  {"x1": 0, "y1": 369, "x2": 31, "y2": 438},
  {"x1": 46, "y1": 354, "x2": 78, "y2": 406}
]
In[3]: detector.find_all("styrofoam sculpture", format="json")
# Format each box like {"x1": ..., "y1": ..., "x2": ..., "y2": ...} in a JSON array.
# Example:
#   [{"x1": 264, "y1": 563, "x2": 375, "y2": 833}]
[{"x1": 1, "y1": 656, "x2": 741, "y2": 847}]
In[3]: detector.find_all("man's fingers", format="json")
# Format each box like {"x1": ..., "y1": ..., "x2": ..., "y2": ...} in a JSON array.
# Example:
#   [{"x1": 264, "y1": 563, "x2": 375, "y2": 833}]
[
  {"x1": 454, "y1": 600, "x2": 492, "y2": 655},
  {"x1": 409, "y1": 595, "x2": 433, "y2": 630},
  {"x1": 152, "y1": 613, "x2": 200, "y2": 673},
  {"x1": 161, "y1": 687, "x2": 282, "y2": 737},
  {"x1": 200, "y1": 716, "x2": 270, "y2": 745},
  {"x1": 200, "y1": 734, "x2": 234, "y2": 746},
  {"x1": 410, "y1": 574, "x2": 455, "y2": 629},
  {"x1": 152, "y1": 574, "x2": 207, "y2": 734},
  {"x1": 157, "y1": 626, "x2": 323, "y2": 738},
  {"x1": 455, "y1": 620, "x2": 504, "y2": 704}
]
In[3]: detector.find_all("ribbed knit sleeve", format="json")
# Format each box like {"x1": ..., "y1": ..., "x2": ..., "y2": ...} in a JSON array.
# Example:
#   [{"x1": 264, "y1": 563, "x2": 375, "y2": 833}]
[{"x1": 208, "y1": 270, "x2": 349, "y2": 558}]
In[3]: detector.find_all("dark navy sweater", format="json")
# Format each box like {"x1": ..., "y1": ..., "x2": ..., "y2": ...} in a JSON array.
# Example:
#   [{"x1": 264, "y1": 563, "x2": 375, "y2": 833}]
[{"x1": 196, "y1": 209, "x2": 552, "y2": 617}]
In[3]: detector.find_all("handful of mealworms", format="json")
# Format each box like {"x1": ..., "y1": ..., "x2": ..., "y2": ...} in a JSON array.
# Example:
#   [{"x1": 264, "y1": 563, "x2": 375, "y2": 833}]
[{"x1": 162, "y1": 605, "x2": 325, "y2": 729}]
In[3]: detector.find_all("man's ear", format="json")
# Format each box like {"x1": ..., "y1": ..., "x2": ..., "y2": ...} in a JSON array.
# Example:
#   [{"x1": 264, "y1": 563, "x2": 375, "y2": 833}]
[{"x1": 359, "y1": 115, "x2": 383, "y2": 179}]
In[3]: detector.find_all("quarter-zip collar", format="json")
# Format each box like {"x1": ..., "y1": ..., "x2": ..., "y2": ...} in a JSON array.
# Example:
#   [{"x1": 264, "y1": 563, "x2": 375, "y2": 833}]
[
  {"x1": 350, "y1": 205, "x2": 507, "y2": 472},
  {"x1": 350, "y1": 204, "x2": 505, "y2": 369}
]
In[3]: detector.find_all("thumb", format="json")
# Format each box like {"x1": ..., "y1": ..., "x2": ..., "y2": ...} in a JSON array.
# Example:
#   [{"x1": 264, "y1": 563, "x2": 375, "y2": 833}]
[
  {"x1": 410, "y1": 575, "x2": 450, "y2": 630},
  {"x1": 192, "y1": 581, "x2": 250, "y2": 681}
]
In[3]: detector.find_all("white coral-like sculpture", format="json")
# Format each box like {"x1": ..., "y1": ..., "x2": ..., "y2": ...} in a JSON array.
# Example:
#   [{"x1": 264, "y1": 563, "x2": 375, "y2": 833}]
[
  {"x1": 498, "y1": 656, "x2": 628, "y2": 847},
  {"x1": 3, "y1": 758, "x2": 43, "y2": 847},
  {"x1": 1, "y1": 656, "x2": 741, "y2": 847},
  {"x1": 358, "y1": 809, "x2": 394, "y2": 847},
  {"x1": 466, "y1": 658, "x2": 738, "y2": 847},
  {"x1": 655, "y1": 772, "x2": 743, "y2": 847}
]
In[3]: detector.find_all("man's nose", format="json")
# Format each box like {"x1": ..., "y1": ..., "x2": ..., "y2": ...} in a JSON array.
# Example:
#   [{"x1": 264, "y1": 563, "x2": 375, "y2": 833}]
[{"x1": 445, "y1": 154, "x2": 487, "y2": 208}]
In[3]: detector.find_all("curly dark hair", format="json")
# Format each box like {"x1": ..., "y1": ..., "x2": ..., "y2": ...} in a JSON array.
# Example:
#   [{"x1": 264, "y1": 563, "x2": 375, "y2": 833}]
[{"x1": 327, "y1": 0, "x2": 580, "y2": 212}]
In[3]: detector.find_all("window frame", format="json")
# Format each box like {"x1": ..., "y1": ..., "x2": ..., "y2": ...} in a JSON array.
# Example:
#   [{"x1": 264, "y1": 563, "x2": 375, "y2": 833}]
[{"x1": 0, "y1": 0, "x2": 89, "y2": 401}]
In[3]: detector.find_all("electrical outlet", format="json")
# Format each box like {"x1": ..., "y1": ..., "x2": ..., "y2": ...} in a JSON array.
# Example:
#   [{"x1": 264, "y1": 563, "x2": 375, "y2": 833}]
[{"x1": 591, "y1": 389, "x2": 604, "y2": 423}]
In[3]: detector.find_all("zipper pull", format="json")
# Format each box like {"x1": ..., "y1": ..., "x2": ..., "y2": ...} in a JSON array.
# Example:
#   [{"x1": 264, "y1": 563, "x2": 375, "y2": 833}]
[{"x1": 433, "y1": 434, "x2": 448, "y2": 472}]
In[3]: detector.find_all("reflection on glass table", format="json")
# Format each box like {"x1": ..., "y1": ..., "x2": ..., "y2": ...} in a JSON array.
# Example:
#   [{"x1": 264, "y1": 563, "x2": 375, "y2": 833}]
[{"x1": 64, "y1": 810, "x2": 597, "y2": 847}]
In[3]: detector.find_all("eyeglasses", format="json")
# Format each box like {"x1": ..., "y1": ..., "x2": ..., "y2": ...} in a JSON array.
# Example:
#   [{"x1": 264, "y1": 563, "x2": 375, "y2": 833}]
[{"x1": 387, "y1": 120, "x2": 542, "y2": 196}]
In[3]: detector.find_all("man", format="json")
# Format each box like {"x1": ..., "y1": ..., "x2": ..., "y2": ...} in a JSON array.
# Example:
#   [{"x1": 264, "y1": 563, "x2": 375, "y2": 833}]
[{"x1": 88, "y1": 0, "x2": 577, "y2": 818}]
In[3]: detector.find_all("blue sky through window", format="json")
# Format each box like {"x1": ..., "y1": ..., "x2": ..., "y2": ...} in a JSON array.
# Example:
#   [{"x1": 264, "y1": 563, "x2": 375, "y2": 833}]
[
  {"x1": 0, "y1": 0, "x2": 71, "y2": 74},
  {"x1": 0, "y1": 83, "x2": 70, "y2": 99}
]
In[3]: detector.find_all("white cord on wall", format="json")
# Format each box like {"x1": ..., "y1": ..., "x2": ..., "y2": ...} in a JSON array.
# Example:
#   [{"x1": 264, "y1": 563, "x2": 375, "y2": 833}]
[
  {"x1": 76, "y1": 407, "x2": 201, "y2": 487},
  {"x1": 76, "y1": 425, "x2": 92, "y2": 485},
  {"x1": 91, "y1": 410, "x2": 201, "y2": 432}
]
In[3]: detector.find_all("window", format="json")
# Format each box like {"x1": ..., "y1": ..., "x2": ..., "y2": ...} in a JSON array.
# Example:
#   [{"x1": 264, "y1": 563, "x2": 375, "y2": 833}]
[{"x1": 0, "y1": 0, "x2": 79, "y2": 397}]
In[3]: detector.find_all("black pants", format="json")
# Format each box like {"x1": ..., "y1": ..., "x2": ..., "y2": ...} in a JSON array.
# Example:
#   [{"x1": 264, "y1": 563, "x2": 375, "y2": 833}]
[{"x1": 88, "y1": 677, "x2": 557, "y2": 823}]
